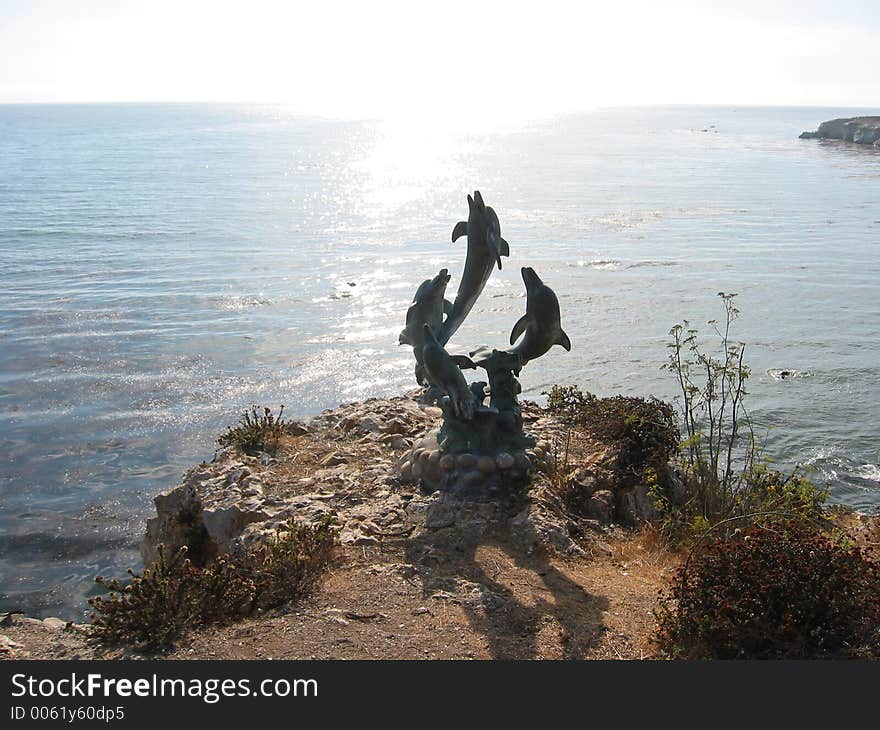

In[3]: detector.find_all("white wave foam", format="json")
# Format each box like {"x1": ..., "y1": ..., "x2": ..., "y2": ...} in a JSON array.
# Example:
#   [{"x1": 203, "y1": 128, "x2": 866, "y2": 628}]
[
  {"x1": 768, "y1": 368, "x2": 812, "y2": 381},
  {"x1": 854, "y1": 464, "x2": 880, "y2": 482},
  {"x1": 575, "y1": 259, "x2": 622, "y2": 271},
  {"x1": 216, "y1": 295, "x2": 271, "y2": 311}
]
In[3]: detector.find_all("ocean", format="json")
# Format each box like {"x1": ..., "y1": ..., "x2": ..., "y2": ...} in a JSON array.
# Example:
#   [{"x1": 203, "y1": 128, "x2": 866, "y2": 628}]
[{"x1": 1, "y1": 103, "x2": 878, "y2": 619}]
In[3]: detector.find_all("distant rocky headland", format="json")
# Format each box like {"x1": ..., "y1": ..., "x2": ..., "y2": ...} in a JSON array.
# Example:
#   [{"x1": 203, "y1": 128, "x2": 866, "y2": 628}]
[{"x1": 800, "y1": 116, "x2": 880, "y2": 147}]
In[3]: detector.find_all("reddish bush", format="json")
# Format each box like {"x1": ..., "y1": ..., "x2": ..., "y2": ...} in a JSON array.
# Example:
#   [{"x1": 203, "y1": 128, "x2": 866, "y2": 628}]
[{"x1": 655, "y1": 520, "x2": 880, "y2": 658}]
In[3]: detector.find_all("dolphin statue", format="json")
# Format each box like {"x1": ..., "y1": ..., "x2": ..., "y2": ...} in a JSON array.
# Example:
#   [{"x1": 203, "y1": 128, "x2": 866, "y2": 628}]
[
  {"x1": 421, "y1": 324, "x2": 478, "y2": 420},
  {"x1": 399, "y1": 269, "x2": 453, "y2": 384},
  {"x1": 508, "y1": 267, "x2": 571, "y2": 367},
  {"x1": 439, "y1": 190, "x2": 510, "y2": 345}
]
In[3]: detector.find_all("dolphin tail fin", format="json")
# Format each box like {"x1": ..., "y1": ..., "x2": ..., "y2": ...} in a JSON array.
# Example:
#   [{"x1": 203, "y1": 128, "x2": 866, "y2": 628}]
[
  {"x1": 451, "y1": 355, "x2": 476, "y2": 370},
  {"x1": 452, "y1": 221, "x2": 467, "y2": 242},
  {"x1": 556, "y1": 329, "x2": 572, "y2": 351},
  {"x1": 509, "y1": 314, "x2": 529, "y2": 346}
]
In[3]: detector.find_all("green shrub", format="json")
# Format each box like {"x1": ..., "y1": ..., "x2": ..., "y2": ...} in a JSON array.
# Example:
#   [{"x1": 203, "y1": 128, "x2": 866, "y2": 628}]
[
  {"x1": 654, "y1": 520, "x2": 880, "y2": 658},
  {"x1": 544, "y1": 384, "x2": 597, "y2": 423},
  {"x1": 545, "y1": 386, "x2": 677, "y2": 468},
  {"x1": 89, "y1": 516, "x2": 337, "y2": 650},
  {"x1": 218, "y1": 404, "x2": 287, "y2": 455},
  {"x1": 544, "y1": 385, "x2": 679, "y2": 518}
]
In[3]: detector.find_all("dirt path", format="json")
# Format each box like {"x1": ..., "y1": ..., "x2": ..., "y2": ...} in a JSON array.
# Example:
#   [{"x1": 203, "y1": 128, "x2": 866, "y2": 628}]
[{"x1": 1, "y1": 527, "x2": 675, "y2": 660}]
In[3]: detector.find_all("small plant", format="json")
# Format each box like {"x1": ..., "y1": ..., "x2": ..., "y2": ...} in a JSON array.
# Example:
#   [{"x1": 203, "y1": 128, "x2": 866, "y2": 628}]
[
  {"x1": 89, "y1": 516, "x2": 337, "y2": 650},
  {"x1": 663, "y1": 292, "x2": 754, "y2": 519},
  {"x1": 660, "y1": 294, "x2": 826, "y2": 538},
  {"x1": 654, "y1": 520, "x2": 880, "y2": 658},
  {"x1": 544, "y1": 385, "x2": 597, "y2": 424},
  {"x1": 218, "y1": 404, "x2": 287, "y2": 455}
]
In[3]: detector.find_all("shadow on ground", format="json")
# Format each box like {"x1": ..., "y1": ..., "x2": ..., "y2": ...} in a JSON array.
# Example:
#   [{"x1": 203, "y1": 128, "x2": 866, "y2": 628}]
[{"x1": 403, "y1": 495, "x2": 609, "y2": 659}]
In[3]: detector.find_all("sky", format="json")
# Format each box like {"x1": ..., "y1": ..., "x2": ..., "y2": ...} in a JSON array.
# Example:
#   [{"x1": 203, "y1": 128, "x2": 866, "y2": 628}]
[{"x1": 1, "y1": 0, "x2": 878, "y2": 119}]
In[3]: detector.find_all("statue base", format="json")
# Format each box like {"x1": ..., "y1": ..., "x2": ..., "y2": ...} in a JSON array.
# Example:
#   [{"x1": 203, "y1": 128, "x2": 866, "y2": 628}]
[{"x1": 397, "y1": 429, "x2": 552, "y2": 501}]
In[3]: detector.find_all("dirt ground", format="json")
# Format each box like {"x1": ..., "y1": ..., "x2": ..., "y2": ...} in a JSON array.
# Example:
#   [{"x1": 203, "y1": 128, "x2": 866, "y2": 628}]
[
  {"x1": 165, "y1": 526, "x2": 677, "y2": 661},
  {"x1": 0, "y1": 525, "x2": 677, "y2": 661}
]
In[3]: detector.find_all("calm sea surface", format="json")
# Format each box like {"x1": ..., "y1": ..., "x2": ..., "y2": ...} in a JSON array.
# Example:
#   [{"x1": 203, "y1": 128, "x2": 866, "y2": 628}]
[{"x1": 1, "y1": 104, "x2": 878, "y2": 619}]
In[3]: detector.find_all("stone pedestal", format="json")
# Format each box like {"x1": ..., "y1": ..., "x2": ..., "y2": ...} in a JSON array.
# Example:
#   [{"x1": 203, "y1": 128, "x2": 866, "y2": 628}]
[{"x1": 397, "y1": 430, "x2": 531, "y2": 499}]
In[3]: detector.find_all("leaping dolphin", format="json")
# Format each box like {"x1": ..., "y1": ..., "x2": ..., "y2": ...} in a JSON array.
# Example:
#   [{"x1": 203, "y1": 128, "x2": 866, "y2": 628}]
[
  {"x1": 439, "y1": 190, "x2": 509, "y2": 345},
  {"x1": 399, "y1": 269, "x2": 452, "y2": 384},
  {"x1": 421, "y1": 324, "x2": 478, "y2": 420},
  {"x1": 508, "y1": 267, "x2": 571, "y2": 367}
]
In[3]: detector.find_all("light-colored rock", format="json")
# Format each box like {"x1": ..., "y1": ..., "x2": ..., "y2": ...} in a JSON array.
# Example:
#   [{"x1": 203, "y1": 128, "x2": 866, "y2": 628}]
[
  {"x1": 380, "y1": 418, "x2": 408, "y2": 435},
  {"x1": 358, "y1": 415, "x2": 382, "y2": 432},
  {"x1": 496, "y1": 452, "x2": 515, "y2": 470},
  {"x1": 388, "y1": 435, "x2": 408, "y2": 450},
  {"x1": 320, "y1": 452, "x2": 347, "y2": 467},
  {"x1": 0, "y1": 635, "x2": 25, "y2": 653},
  {"x1": 439, "y1": 454, "x2": 455, "y2": 471},
  {"x1": 141, "y1": 455, "x2": 332, "y2": 566},
  {"x1": 287, "y1": 422, "x2": 309, "y2": 436}
]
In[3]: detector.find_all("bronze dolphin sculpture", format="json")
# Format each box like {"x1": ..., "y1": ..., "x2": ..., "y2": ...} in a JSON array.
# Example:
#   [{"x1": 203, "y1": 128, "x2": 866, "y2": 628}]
[
  {"x1": 421, "y1": 324, "x2": 477, "y2": 420},
  {"x1": 399, "y1": 269, "x2": 452, "y2": 384},
  {"x1": 439, "y1": 190, "x2": 509, "y2": 345},
  {"x1": 508, "y1": 267, "x2": 571, "y2": 367}
]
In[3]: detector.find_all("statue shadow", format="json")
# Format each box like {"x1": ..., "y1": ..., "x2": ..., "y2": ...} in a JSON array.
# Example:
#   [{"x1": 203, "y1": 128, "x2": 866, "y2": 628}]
[{"x1": 402, "y1": 496, "x2": 610, "y2": 659}]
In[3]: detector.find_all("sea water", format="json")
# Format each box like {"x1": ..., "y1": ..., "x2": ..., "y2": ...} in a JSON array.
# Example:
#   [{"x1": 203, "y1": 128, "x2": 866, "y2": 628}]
[{"x1": 1, "y1": 104, "x2": 878, "y2": 618}]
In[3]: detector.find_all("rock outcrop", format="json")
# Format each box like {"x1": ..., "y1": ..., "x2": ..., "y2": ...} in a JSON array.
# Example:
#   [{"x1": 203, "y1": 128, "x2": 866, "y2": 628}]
[
  {"x1": 141, "y1": 393, "x2": 674, "y2": 571},
  {"x1": 800, "y1": 116, "x2": 880, "y2": 147}
]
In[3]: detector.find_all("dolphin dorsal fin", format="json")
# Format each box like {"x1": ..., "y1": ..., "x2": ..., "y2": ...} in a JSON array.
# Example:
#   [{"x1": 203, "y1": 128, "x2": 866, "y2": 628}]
[
  {"x1": 509, "y1": 314, "x2": 530, "y2": 345},
  {"x1": 556, "y1": 329, "x2": 572, "y2": 351},
  {"x1": 451, "y1": 355, "x2": 476, "y2": 370},
  {"x1": 452, "y1": 221, "x2": 467, "y2": 242},
  {"x1": 498, "y1": 237, "x2": 510, "y2": 258},
  {"x1": 399, "y1": 329, "x2": 412, "y2": 346}
]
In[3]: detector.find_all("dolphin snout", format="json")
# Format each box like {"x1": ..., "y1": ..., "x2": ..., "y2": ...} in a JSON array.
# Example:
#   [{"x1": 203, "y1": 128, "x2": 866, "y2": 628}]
[{"x1": 521, "y1": 266, "x2": 538, "y2": 286}]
